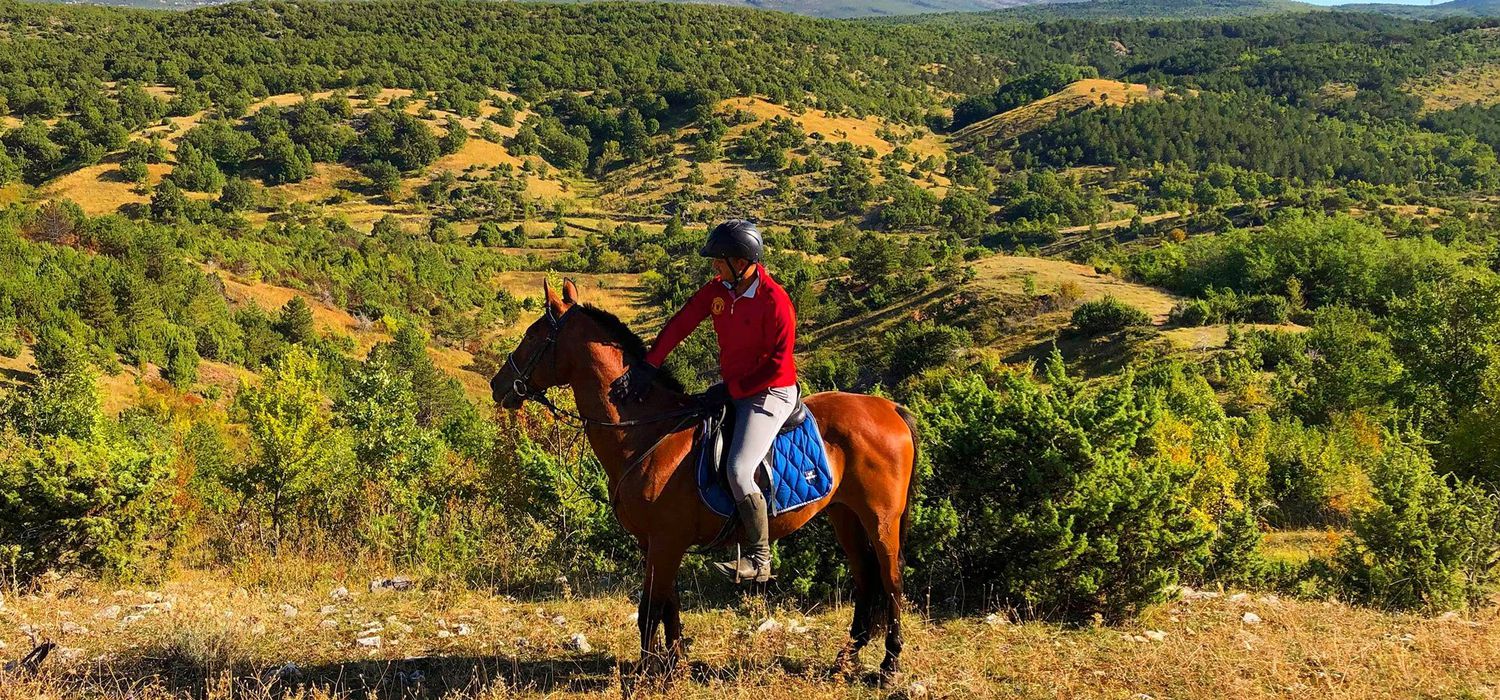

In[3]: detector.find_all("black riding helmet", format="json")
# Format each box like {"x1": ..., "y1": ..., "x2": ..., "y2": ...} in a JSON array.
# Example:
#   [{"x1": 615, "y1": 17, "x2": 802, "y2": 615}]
[{"x1": 700, "y1": 219, "x2": 764, "y2": 262}]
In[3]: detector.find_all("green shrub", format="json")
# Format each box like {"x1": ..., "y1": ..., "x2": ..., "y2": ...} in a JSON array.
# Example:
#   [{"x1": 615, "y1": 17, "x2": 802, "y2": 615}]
[
  {"x1": 882, "y1": 320, "x2": 970, "y2": 382},
  {"x1": 908, "y1": 357, "x2": 1212, "y2": 621},
  {"x1": 1170, "y1": 299, "x2": 1213, "y2": 327},
  {"x1": 0, "y1": 432, "x2": 179, "y2": 583},
  {"x1": 1334, "y1": 443, "x2": 1500, "y2": 611},
  {"x1": 1070, "y1": 295, "x2": 1151, "y2": 335}
]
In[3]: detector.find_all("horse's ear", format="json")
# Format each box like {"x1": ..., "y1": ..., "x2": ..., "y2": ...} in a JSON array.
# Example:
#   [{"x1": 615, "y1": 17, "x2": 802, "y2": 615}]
[
  {"x1": 543, "y1": 278, "x2": 564, "y2": 314},
  {"x1": 561, "y1": 278, "x2": 580, "y2": 305}
]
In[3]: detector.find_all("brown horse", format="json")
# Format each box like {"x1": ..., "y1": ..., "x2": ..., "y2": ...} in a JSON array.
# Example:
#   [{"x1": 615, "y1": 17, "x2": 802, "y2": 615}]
[{"x1": 491, "y1": 279, "x2": 918, "y2": 680}]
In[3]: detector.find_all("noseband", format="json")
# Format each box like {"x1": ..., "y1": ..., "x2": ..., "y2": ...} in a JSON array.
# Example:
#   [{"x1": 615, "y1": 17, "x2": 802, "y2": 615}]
[{"x1": 503, "y1": 305, "x2": 574, "y2": 403}]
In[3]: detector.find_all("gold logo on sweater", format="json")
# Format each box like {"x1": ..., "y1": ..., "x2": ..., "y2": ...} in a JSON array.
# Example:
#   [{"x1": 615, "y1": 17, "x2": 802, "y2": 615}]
[{"x1": 711, "y1": 297, "x2": 726, "y2": 316}]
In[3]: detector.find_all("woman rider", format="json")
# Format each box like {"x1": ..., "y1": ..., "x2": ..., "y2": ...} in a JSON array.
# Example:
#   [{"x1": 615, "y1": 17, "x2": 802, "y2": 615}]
[{"x1": 610, "y1": 219, "x2": 797, "y2": 583}]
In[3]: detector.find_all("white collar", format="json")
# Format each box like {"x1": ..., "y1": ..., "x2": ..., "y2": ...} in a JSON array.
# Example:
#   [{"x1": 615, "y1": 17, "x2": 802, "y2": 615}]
[{"x1": 740, "y1": 276, "x2": 760, "y2": 299}]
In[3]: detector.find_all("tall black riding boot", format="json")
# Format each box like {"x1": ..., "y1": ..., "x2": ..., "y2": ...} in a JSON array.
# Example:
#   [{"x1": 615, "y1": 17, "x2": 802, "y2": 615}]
[{"x1": 713, "y1": 492, "x2": 772, "y2": 583}]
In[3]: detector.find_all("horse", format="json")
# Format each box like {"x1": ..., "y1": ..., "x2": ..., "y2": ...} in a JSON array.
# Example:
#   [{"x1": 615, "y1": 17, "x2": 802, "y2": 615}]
[{"x1": 491, "y1": 279, "x2": 919, "y2": 681}]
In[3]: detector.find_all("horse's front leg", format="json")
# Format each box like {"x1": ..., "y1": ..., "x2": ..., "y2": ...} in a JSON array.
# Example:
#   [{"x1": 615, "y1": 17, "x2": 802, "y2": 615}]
[{"x1": 637, "y1": 540, "x2": 687, "y2": 680}]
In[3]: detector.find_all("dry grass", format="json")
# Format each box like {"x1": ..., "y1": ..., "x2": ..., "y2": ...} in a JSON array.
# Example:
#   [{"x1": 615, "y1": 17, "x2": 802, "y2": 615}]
[
  {"x1": 1410, "y1": 63, "x2": 1500, "y2": 112},
  {"x1": 954, "y1": 79, "x2": 1159, "y2": 144},
  {"x1": 970, "y1": 254, "x2": 1180, "y2": 322},
  {"x1": 2, "y1": 568, "x2": 1497, "y2": 699},
  {"x1": 492, "y1": 271, "x2": 649, "y2": 330},
  {"x1": 40, "y1": 161, "x2": 173, "y2": 216},
  {"x1": 212, "y1": 269, "x2": 493, "y2": 402},
  {"x1": 722, "y1": 97, "x2": 940, "y2": 160}
]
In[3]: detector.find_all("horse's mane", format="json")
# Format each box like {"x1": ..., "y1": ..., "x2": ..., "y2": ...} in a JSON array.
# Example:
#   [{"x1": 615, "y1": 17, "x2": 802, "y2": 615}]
[{"x1": 575, "y1": 303, "x2": 687, "y2": 393}]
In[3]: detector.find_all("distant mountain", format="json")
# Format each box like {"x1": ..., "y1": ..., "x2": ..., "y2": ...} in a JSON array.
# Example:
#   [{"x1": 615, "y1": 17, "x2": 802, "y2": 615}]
[
  {"x1": 1335, "y1": 0, "x2": 1500, "y2": 19},
  {"x1": 30, "y1": 0, "x2": 1498, "y2": 19},
  {"x1": 988, "y1": 0, "x2": 1322, "y2": 20}
]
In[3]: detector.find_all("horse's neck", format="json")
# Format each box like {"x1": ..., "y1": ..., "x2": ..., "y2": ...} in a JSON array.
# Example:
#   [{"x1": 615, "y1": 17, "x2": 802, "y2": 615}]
[{"x1": 567, "y1": 350, "x2": 692, "y2": 482}]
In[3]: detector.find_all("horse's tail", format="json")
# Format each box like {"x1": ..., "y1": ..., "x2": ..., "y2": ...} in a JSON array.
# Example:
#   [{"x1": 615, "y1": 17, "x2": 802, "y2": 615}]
[{"x1": 894, "y1": 403, "x2": 921, "y2": 566}]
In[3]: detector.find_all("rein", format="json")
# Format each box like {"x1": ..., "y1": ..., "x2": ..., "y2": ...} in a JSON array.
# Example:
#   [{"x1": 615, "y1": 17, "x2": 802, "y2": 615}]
[
  {"x1": 504, "y1": 306, "x2": 706, "y2": 429},
  {"x1": 503, "y1": 304, "x2": 709, "y2": 507}
]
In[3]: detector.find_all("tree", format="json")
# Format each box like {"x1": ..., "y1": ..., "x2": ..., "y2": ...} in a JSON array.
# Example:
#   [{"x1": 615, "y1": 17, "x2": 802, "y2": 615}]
[
  {"x1": 941, "y1": 189, "x2": 989, "y2": 238},
  {"x1": 438, "y1": 116, "x2": 468, "y2": 156},
  {"x1": 263, "y1": 133, "x2": 314, "y2": 184},
  {"x1": 217, "y1": 176, "x2": 257, "y2": 212},
  {"x1": 365, "y1": 160, "x2": 402, "y2": 199},
  {"x1": 170, "y1": 141, "x2": 225, "y2": 192},
  {"x1": 232, "y1": 346, "x2": 353, "y2": 549},
  {"x1": 163, "y1": 327, "x2": 200, "y2": 388},
  {"x1": 908, "y1": 357, "x2": 1212, "y2": 621},
  {"x1": 276, "y1": 297, "x2": 316, "y2": 344},
  {"x1": 149, "y1": 179, "x2": 190, "y2": 221},
  {"x1": 119, "y1": 156, "x2": 150, "y2": 185}
]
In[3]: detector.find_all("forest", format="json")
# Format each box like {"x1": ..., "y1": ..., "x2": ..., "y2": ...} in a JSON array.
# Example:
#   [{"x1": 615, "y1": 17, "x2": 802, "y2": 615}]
[{"x1": 3, "y1": 1, "x2": 1500, "y2": 694}]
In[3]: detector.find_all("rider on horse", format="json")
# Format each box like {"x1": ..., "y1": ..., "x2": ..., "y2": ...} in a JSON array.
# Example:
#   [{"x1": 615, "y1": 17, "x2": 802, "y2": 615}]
[{"x1": 610, "y1": 219, "x2": 797, "y2": 584}]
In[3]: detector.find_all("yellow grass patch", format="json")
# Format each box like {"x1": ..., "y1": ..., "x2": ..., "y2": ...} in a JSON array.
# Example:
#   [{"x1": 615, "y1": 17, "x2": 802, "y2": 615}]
[
  {"x1": 213, "y1": 269, "x2": 493, "y2": 402},
  {"x1": 955, "y1": 79, "x2": 1159, "y2": 144},
  {"x1": 39, "y1": 161, "x2": 172, "y2": 216},
  {"x1": 1160, "y1": 323, "x2": 1308, "y2": 351},
  {"x1": 492, "y1": 271, "x2": 648, "y2": 331},
  {"x1": 721, "y1": 96, "x2": 939, "y2": 160},
  {"x1": 0, "y1": 183, "x2": 28, "y2": 207},
  {"x1": 971, "y1": 253, "x2": 1181, "y2": 322},
  {"x1": 0, "y1": 116, "x2": 21, "y2": 131},
  {"x1": 1411, "y1": 63, "x2": 1500, "y2": 112},
  {"x1": 431, "y1": 137, "x2": 524, "y2": 173}
]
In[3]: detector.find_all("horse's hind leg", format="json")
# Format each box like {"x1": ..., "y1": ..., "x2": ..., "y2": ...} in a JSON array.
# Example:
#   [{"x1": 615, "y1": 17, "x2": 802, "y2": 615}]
[
  {"x1": 827, "y1": 504, "x2": 877, "y2": 674},
  {"x1": 866, "y1": 517, "x2": 906, "y2": 682}
]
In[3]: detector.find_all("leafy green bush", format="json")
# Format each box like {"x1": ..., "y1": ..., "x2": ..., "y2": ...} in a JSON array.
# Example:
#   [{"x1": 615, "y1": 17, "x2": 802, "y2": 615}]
[
  {"x1": 881, "y1": 320, "x2": 970, "y2": 382},
  {"x1": 908, "y1": 357, "x2": 1212, "y2": 621},
  {"x1": 1070, "y1": 295, "x2": 1150, "y2": 335},
  {"x1": 1335, "y1": 443, "x2": 1500, "y2": 611},
  {"x1": 0, "y1": 363, "x2": 179, "y2": 583},
  {"x1": 1170, "y1": 299, "x2": 1213, "y2": 327}
]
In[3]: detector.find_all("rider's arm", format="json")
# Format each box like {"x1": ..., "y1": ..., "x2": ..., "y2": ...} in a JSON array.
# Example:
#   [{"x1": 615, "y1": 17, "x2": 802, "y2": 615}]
[
  {"x1": 728, "y1": 289, "x2": 795, "y2": 397},
  {"x1": 643, "y1": 283, "x2": 713, "y2": 368}
]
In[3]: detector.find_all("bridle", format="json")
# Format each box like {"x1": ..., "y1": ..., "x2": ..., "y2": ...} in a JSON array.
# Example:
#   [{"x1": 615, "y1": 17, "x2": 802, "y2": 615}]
[
  {"x1": 500, "y1": 303, "x2": 712, "y2": 512},
  {"x1": 501, "y1": 304, "x2": 706, "y2": 429},
  {"x1": 501, "y1": 302, "x2": 744, "y2": 549}
]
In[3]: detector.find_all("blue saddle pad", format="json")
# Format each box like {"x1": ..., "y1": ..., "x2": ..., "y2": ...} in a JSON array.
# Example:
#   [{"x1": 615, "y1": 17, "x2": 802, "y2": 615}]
[{"x1": 697, "y1": 410, "x2": 834, "y2": 518}]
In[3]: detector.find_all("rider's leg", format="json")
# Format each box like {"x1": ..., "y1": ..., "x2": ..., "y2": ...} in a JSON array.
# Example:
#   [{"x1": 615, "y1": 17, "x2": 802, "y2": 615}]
[{"x1": 714, "y1": 384, "x2": 799, "y2": 582}]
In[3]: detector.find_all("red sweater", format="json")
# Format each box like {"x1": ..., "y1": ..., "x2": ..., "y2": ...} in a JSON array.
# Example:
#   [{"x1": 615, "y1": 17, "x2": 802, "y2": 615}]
[{"x1": 644, "y1": 264, "x2": 798, "y2": 399}]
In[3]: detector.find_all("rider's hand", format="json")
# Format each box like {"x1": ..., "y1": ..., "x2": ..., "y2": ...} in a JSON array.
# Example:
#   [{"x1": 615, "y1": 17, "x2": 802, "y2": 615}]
[
  {"x1": 700, "y1": 382, "x2": 732, "y2": 407},
  {"x1": 609, "y1": 361, "x2": 658, "y2": 404}
]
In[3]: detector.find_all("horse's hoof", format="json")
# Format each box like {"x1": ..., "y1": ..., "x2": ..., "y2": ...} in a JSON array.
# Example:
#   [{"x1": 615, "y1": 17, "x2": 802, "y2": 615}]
[
  {"x1": 834, "y1": 647, "x2": 860, "y2": 680},
  {"x1": 879, "y1": 659, "x2": 901, "y2": 687}
]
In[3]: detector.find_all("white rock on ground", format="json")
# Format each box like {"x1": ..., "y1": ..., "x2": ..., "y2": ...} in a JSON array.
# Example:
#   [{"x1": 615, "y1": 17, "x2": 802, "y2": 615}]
[
  {"x1": 94, "y1": 605, "x2": 121, "y2": 620},
  {"x1": 1144, "y1": 630, "x2": 1167, "y2": 642},
  {"x1": 568, "y1": 633, "x2": 592, "y2": 653},
  {"x1": 319, "y1": 605, "x2": 337, "y2": 615},
  {"x1": 551, "y1": 615, "x2": 567, "y2": 626},
  {"x1": 330, "y1": 586, "x2": 350, "y2": 600},
  {"x1": 756, "y1": 618, "x2": 782, "y2": 634},
  {"x1": 356, "y1": 635, "x2": 382, "y2": 648},
  {"x1": 984, "y1": 613, "x2": 1004, "y2": 626},
  {"x1": 320, "y1": 619, "x2": 338, "y2": 629},
  {"x1": 1242, "y1": 612, "x2": 1262, "y2": 625},
  {"x1": 279, "y1": 604, "x2": 299, "y2": 618},
  {"x1": 60, "y1": 621, "x2": 89, "y2": 635},
  {"x1": 456, "y1": 623, "x2": 473, "y2": 636}
]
